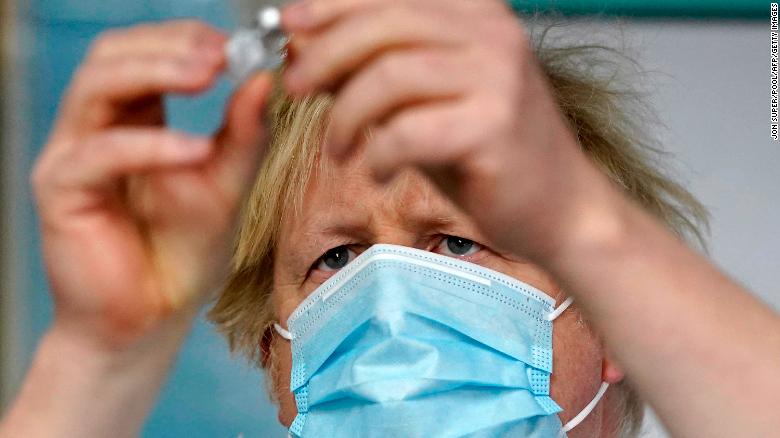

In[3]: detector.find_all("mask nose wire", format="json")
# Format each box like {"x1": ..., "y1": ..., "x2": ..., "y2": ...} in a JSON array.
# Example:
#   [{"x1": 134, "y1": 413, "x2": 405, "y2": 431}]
[
  {"x1": 276, "y1": 296, "x2": 574, "y2": 338},
  {"x1": 547, "y1": 296, "x2": 575, "y2": 321},
  {"x1": 274, "y1": 323, "x2": 293, "y2": 341}
]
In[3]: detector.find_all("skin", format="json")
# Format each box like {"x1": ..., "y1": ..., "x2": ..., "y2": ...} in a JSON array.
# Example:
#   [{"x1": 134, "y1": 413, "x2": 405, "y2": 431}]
[
  {"x1": 3, "y1": 0, "x2": 780, "y2": 437},
  {"x1": 1, "y1": 21, "x2": 274, "y2": 437},
  {"x1": 270, "y1": 156, "x2": 625, "y2": 436}
]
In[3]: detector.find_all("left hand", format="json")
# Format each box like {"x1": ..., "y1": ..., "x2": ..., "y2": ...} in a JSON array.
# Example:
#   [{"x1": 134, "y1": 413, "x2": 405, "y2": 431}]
[{"x1": 281, "y1": 0, "x2": 610, "y2": 262}]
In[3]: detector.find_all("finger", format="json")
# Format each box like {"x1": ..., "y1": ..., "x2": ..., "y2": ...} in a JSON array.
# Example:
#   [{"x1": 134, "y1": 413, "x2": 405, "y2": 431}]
[
  {"x1": 213, "y1": 72, "x2": 275, "y2": 201},
  {"x1": 58, "y1": 55, "x2": 223, "y2": 133},
  {"x1": 364, "y1": 100, "x2": 480, "y2": 181},
  {"x1": 326, "y1": 48, "x2": 466, "y2": 158},
  {"x1": 45, "y1": 129, "x2": 213, "y2": 193},
  {"x1": 87, "y1": 20, "x2": 226, "y2": 62},
  {"x1": 283, "y1": 3, "x2": 471, "y2": 94},
  {"x1": 282, "y1": 0, "x2": 506, "y2": 32},
  {"x1": 283, "y1": 0, "x2": 376, "y2": 31}
]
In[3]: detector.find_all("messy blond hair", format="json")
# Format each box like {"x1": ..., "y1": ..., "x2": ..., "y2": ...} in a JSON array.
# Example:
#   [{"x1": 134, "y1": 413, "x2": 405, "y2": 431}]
[{"x1": 209, "y1": 25, "x2": 708, "y2": 437}]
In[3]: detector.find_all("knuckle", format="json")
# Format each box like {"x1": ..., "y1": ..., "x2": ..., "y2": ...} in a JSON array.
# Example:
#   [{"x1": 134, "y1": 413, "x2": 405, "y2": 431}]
[
  {"x1": 30, "y1": 159, "x2": 50, "y2": 196},
  {"x1": 156, "y1": 132, "x2": 181, "y2": 151},
  {"x1": 490, "y1": 95, "x2": 515, "y2": 123},
  {"x1": 72, "y1": 63, "x2": 101, "y2": 86},
  {"x1": 390, "y1": 114, "x2": 428, "y2": 150},
  {"x1": 125, "y1": 57, "x2": 182, "y2": 85},
  {"x1": 174, "y1": 20, "x2": 219, "y2": 50},
  {"x1": 68, "y1": 140, "x2": 91, "y2": 165},
  {"x1": 481, "y1": 17, "x2": 527, "y2": 51},
  {"x1": 424, "y1": 118, "x2": 457, "y2": 152},
  {"x1": 149, "y1": 57, "x2": 182, "y2": 79},
  {"x1": 414, "y1": 51, "x2": 452, "y2": 78},
  {"x1": 96, "y1": 132, "x2": 139, "y2": 161},
  {"x1": 93, "y1": 131, "x2": 118, "y2": 150},
  {"x1": 30, "y1": 142, "x2": 69, "y2": 197},
  {"x1": 87, "y1": 29, "x2": 122, "y2": 58},
  {"x1": 69, "y1": 61, "x2": 116, "y2": 101},
  {"x1": 65, "y1": 65, "x2": 111, "y2": 117},
  {"x1": 373, "y1": 55, "x2": 403, "y2": 84},
  {"x1": 480, "y1": 96, "x2": 515, "y2": 132},
  {"x1": 428, "y1": 109, "x2": 476, "y2": 156}
]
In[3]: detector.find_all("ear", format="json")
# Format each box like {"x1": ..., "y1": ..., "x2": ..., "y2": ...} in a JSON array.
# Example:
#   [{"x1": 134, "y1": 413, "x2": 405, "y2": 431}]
[{"x1": 602, "y1": 352, "x2": 626, "y2": 384}]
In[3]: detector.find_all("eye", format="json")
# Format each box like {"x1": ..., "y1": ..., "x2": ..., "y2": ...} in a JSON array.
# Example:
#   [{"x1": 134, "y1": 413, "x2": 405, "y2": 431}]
[
  {"x1": 315, "y1": 245, "x2": 356, "y2": 271},
  {"x1": 436, "y1": 235, "x2": 482, "y2": 257}
]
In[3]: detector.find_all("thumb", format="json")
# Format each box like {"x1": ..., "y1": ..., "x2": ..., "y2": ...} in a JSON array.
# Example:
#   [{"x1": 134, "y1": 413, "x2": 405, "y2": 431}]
[{"x1": 214, "y1": 72, "x2": 275, "y2": 199}]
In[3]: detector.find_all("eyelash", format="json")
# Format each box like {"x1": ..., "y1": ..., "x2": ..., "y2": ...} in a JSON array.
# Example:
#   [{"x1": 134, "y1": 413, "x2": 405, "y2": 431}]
[
  {"x1": 433, "y1": 235, "x2": 483, "y2": 258},
  {"x1": 315, "y1": 245, "x2": 358, "y2": 272},
  {"x1": 309, "y1": 235, "x2": 485, "y2": 279}
]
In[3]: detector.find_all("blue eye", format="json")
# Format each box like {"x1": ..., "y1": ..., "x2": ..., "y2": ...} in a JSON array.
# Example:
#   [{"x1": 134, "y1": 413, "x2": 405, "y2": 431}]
[
  {"x1": 438, "y1": 236, "x2": 481, "y2": 257},
  {"x1": 316, "y1": 246, "x2": 356, "y2": 271}
]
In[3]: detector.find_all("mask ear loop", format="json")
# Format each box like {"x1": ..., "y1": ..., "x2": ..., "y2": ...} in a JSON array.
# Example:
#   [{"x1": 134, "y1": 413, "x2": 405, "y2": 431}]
[
  {"x1": 274, "y1": 323, "x2": 293, "y2": 341},
  {"x1": 557, "y1": 381, "x2": 610, "y2": 437},
  {"x1": 546, "y1": 296, "x2": 610, "y2": 437},
  {"x1": 547, "y1": 296, "x2": 574, "y2": 321}
]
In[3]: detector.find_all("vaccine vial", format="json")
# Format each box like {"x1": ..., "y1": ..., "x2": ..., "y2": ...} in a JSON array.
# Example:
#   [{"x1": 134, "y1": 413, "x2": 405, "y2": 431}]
[{"x1": 226, "y1": 7, "x2": 287, "y2": 82}]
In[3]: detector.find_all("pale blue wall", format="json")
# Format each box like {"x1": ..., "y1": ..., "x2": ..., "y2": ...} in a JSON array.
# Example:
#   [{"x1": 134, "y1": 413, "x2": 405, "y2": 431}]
[{"x1": 17, "y1": 1, "x2": 285, "y2": 436}]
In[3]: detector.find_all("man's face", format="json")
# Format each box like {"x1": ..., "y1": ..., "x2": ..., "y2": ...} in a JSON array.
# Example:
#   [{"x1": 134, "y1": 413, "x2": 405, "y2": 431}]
[{"x1": 270, "y1": 147, "x2": 621, "y2": 436}]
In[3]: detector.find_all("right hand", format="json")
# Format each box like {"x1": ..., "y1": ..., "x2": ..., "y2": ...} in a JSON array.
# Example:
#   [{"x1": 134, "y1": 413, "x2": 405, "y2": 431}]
[{"x1": 31, "y1": 20, "x2": 273, "y2": 350}]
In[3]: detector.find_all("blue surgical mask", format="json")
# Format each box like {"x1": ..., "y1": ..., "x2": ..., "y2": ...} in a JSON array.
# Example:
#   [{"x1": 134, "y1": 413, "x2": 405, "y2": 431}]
[{"x1": 274, "y1": 244, "x2": 607, "y2": 437}]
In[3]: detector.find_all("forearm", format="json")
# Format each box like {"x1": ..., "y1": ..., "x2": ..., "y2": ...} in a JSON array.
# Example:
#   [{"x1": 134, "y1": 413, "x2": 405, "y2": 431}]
[
  {"x1": 542, "y1": 172, "x2": 780, "y2": 437},
  {"x1": 0, "y1": 315, "x2": 194, "y2": 438}
]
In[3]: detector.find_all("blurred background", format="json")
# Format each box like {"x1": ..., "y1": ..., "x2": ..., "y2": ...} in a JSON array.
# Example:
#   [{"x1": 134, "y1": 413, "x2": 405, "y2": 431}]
[{"x1": 0, "y1": 0, "x2": 774, "y2": 437}]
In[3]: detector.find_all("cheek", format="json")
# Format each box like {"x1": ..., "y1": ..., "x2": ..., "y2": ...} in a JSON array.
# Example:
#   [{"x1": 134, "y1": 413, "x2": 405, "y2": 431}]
[
  {"x1": 549, "y1": 311, "x2": 604, "y2": 422},
  {"x1": 270, "y1": 337, "x2": 297, "y2": 427}
]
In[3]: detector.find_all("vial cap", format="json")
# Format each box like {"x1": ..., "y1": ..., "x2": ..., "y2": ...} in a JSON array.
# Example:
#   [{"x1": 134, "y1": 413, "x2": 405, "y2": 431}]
[{"x1": 259, "y1": 7, "x2": 281, "y2": 31}]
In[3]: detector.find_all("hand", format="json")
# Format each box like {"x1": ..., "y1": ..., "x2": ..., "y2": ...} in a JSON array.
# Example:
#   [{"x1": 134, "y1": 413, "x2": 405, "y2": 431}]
[
  {"x1": 32, "y1": 20, "x2": 273, "y2": 350},
  {"x1": 279, "y1": 7, "x2": 780, "y2": 438},
  {"x1": 281, "y1": 0, "x2": 610, "y2": 262}
]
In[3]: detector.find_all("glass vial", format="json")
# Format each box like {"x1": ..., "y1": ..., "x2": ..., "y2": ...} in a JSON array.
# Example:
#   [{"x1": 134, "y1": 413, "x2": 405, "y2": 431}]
[{"x1": 226, "y1": 7, "x2": 287, "y2": 82}]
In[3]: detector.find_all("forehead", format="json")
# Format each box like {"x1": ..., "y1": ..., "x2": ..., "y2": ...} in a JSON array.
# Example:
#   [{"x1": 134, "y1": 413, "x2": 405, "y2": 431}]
[
  {"x1": 295, "y1": 152, "x2": 459, "y2": 234},
  {"x1": 277, "y1": 148, "x2": 465, "y2": 261}
]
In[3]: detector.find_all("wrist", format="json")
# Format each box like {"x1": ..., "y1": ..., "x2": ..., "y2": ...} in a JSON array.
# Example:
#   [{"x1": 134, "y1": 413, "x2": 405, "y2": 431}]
[
  {"x1": 49, "y1": 301, "x2": 199, "y2": 355},
  {"x1": 42, "y1": 319, "x2": 183, "y2": 374},
  {"x1": 1, "y1": 317, "x2": 194, "y2": 438},
  {"x1": 541, "y1": 161, "x2": 638, "y2": 272}
]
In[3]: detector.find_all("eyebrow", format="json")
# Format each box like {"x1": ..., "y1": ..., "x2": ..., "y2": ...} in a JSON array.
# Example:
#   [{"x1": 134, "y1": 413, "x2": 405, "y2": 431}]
[
  {"x1": 294, "y1": 210, "x2": 464, "y2": 264},
  {"x1": 288, "y1": 214, "x2": 371, "y2": 272}
]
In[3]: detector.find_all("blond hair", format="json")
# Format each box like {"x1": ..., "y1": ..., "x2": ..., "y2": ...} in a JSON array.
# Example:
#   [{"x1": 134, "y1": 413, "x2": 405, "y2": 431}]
[{"x1": 209, "y1": 29, "x2": 708, "y2": 437}]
